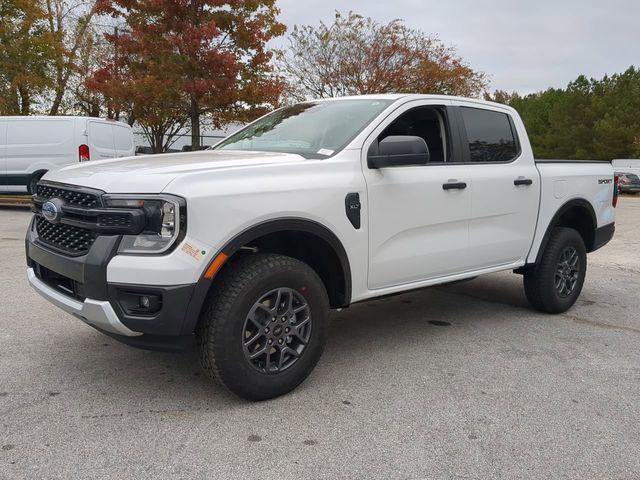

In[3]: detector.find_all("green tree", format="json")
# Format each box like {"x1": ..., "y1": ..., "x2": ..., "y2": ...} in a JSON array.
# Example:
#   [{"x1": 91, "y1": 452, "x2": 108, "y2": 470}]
[
  {"x1": 487, "y1": 67, "x2": 640, "y2": 160},
  {"x1": 0, "y1": 0, "x2": 54, "y2": 114}
]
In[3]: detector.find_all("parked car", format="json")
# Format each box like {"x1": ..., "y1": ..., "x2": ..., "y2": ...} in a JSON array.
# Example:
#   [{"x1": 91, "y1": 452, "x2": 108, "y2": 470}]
[
  {"x1": 615, "y1": 171, "x2": 640, "y2": 194},
  {"x1": 26, "y1": 95, "x2": 617, "y2": 400},
  {"x1": 0, "y1": 116, "x2": 134, "y2": 193},
  {"x1": 612, "y1": 159, "x2": 640, "y2": 177}
]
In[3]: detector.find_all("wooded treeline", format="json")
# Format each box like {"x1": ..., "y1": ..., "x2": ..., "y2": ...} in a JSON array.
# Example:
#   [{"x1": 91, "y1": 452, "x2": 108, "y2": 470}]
[{"x1": 486, "y1": 67, "x2": 640, "y2": 160}]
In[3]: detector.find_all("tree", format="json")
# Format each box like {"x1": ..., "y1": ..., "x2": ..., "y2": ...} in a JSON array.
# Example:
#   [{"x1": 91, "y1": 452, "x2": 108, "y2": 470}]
[
  {"x1": 89, "y1": 0, "x2": 285, "y2": 149},
  {"x1": 278, "y1": 11, "x2": 487, "y2": 101},
  {"x1": 487, "y1": 67, "x2": 640, "y2": 160},
  {"x1": 0, "y1": 0, "x2": 54, "y2": 114},
  {"x1": 42, "y1": 0, "x2": 97, "y2": 115},
  {"x1": 86, "y1": 47, "x2": 188, "y2": 152},
  {"x1": 70, "y1": 24, "x2": 113, "y2": 117}
]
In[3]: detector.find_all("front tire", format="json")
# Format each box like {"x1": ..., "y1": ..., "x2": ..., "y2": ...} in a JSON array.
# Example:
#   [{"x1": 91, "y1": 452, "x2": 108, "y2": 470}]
[
  {"x1": 197, "y1": 253, "x2": 329, "y2": 401},
  {"x1": 524, "y1": 227, "x2": 587, "y2": 314}
]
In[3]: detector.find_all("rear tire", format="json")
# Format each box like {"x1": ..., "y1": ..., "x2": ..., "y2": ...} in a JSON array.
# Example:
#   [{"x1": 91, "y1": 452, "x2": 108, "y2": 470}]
[
  {"x1": 197, "y1": 253, "x2": 329, "y2": 401},
  {"x1": 524, "y1": 227, "x2": 587, "y2": 314}
]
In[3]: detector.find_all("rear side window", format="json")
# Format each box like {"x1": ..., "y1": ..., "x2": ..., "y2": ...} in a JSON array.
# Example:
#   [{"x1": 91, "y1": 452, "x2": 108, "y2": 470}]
[
  {"x1": 460, "y1": 107, "x2": 518, "y2": 163},
  {"x1": 89, "y1": 122, "x2": 114, "y2": 150},
  {"x1": 113, "y1": 125, "x2": 133, "y2": 151}
]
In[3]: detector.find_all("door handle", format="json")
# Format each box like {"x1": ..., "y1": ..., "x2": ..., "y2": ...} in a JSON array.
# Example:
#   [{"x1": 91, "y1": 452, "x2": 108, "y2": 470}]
[
  {"x1": 514, "y1": 178, "x2": 533, "y2": 186},
  {"x1": 442, "y1": 182, "x2": 467, "y2": 190}
]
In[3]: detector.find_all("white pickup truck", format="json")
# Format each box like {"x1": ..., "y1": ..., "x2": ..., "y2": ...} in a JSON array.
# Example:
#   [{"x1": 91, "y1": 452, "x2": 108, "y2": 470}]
[{"x1": 26, "y1": 95, "x2": 617, "y2": 400}]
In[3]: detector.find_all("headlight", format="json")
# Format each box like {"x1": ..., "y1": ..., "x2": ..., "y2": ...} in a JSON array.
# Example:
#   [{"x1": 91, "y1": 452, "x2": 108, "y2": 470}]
[{"x1": 103, "y1": 194, "x2": 186, "y2": 254}]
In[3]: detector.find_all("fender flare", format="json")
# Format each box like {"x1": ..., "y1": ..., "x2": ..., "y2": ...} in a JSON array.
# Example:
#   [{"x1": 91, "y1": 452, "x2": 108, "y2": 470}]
[
  {"x1": 181, "y1": 217, "x2": 352, "y2": 334},
  {"x1": 533, "y1": 198, "x2": 597, "y2": 264}
]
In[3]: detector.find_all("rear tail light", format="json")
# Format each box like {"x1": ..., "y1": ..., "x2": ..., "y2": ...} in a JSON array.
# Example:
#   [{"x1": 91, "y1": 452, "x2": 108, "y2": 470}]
[
  {"x1": 79, "y1": 144, "x2": 90, "y2": 162},
  {"x1": 613, "y1": 175, "x2": 619, "y2": 208}
]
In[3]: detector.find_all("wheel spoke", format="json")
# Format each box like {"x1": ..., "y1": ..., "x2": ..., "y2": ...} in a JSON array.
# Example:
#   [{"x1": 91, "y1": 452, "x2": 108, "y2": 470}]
[
  {"x1": 277, "y1": 346, "x2": 287, "y2": 369},
  {"x1": 247, "y1": 312, "x2": 265, "y2": 330},
  {"x1": 249, "y1": 346, "x2": 267, "y2": 360},
  {"x1": 275, "y1": 289, "x2": 284, "y2": 313},
  {"x1": 554, "y1": 275, "x2": 563, "y2": 290},
  {"x1": 244, "y1": 331, "x2": 262, "y2": 347},
  {"x1": 282, "y1": 346, "x2": 300, "y2": 358},
  {"x1": 293, "y1": 302, "x2": 308, "y2": 314},
  {"x1": 291, "y1": 321, "x2": 310, "y2": 345},
  {"x1": 569, "y1": 254, "x2": 579, "y2": 268},
  {"x1": 264, "y1": 347, "x2": 273, "y2": 371},
  {"x1": 284, "y1": 289, "x2": 294, "y2": 313}
]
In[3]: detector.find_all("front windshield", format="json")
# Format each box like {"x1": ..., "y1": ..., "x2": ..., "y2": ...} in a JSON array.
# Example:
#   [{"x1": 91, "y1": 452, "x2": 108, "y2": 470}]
[{"x1": 214, "y1": 99, "x2": 393, "y2": 159}]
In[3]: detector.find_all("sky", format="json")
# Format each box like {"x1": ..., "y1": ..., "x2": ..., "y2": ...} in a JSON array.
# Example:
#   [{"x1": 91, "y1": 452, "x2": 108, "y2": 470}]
[{"x1": 275, "y1": 0, "x2": 640, "y2": 94}]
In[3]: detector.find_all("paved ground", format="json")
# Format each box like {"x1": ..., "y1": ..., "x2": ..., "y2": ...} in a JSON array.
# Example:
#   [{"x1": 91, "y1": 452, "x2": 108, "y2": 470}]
[{"x1": 1, "y1": 198, "x2": 639, "y2": 479}]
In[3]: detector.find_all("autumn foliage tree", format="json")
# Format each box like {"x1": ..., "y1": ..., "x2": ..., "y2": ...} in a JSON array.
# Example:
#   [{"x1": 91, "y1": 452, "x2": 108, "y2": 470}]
[
  {"x1": 278, "y1": 11, "x2": 487, "y2": 101},
  {"x1": 87, "y1": 0, "x2": 285, "y2": 151}
]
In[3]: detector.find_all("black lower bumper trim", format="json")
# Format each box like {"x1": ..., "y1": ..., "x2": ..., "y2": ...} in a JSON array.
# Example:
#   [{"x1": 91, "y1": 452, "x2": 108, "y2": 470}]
[
  {"x1": 91, "y1": 326, "x2": 195, "y2": 353},
  {"x1": 108, "y1": 283, "x2": 196, "y2": 336},
  {"x1": 593, "y1": 222, "x2": 615, "y2": 251}
]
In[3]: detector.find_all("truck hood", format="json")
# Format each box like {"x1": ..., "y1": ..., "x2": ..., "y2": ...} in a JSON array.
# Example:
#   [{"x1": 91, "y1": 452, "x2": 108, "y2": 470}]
[{"x1": 43, "y1": 150, "x2": 306, "y2": 193}]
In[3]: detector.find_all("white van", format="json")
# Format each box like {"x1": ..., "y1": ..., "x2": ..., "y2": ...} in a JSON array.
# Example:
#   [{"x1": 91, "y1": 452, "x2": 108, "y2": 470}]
[
  {"x1": 0, "y1": 116, "x2": 134, "y2": 193},
  {"x1": 612, "y1": 159, "x2": 640, "y2": 176}
]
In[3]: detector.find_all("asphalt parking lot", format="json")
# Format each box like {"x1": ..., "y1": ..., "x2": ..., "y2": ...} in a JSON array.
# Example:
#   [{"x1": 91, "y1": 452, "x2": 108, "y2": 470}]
[{"x1": 1, "y1": 198, "x2": 639, "y2": 479}]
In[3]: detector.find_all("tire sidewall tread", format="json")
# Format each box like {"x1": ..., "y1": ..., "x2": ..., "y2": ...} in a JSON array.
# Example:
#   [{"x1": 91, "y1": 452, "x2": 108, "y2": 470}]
[{"x1": 524, "y1": 227, "x2": 587, "y2": 314}]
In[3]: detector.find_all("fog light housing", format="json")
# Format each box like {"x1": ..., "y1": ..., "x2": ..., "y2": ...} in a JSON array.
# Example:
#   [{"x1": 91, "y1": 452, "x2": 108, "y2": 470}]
[{"x1": 117, "y1": 291, "x2": 162, "y2": 316}]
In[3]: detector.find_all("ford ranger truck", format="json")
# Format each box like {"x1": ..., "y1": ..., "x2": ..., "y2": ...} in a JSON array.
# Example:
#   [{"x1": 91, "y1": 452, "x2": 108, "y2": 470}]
[{"x1": 26, "y1": 95, "x2": 617, "y2": 400}]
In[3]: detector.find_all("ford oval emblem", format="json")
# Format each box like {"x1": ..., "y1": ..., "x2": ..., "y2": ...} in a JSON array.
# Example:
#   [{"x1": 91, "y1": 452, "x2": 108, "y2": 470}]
[{"x1": 42, "y1": 200, "x2": 59, "y2": 223}]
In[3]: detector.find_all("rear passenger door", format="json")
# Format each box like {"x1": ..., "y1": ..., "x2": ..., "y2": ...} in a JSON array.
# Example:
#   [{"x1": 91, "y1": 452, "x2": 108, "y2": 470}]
[
  {"x1": 453, "y1": 102, "x2": 539, "y2": 269},
  {"x1": 88, "y1": 121, "x2": 116, "y2": 160},
  {"x1": 113, "y1": 124, "x2": 134, "y2": 157}
]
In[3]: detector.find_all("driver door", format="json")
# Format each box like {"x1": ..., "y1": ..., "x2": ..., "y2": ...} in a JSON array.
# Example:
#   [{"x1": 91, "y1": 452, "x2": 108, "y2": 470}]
[{"x1": 362, "y1": 100, "x2": 473, "y2": 289}]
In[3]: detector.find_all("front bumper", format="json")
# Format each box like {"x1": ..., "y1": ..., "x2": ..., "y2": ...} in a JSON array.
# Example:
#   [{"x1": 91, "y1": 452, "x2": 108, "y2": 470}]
[
  {"x1": 27, "y1": 267, "x2": 140, "y2": 337},
  {"x1": 26, "y1": 219, "x2": 203, "y2": 351},
  {"x1": 619, "y1": 185, "x2": 640, "y2": 193}
]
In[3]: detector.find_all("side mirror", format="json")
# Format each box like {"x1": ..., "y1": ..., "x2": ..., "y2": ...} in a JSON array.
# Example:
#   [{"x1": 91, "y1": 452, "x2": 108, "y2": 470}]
[{"x1": 368, "y1": 135, "x2": 430, "y2": 169}]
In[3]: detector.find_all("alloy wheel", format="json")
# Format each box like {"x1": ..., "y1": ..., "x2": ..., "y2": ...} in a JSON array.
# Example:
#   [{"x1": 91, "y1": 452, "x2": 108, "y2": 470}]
[
  {"x1": 554, "y1": 246, "x2": 580, "y2": 298},
  {"x1": 242, "y1": 287, "x2": 312, "y2": 374}
]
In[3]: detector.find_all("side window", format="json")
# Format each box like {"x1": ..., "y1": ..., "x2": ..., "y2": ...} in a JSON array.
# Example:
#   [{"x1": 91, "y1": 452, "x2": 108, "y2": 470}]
[
  {"x1": 378, "y1": 106, "x2": 450, "y2": 163},
  {"x1": 88, "y1": 122, "x2": 114, "y2": 150},
  {"x1": 113, "y1": 125, "x2": 133, "y2": 151},
  {"x1": 460, "y1": 107, "x2": 518, "y2": 163}
]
